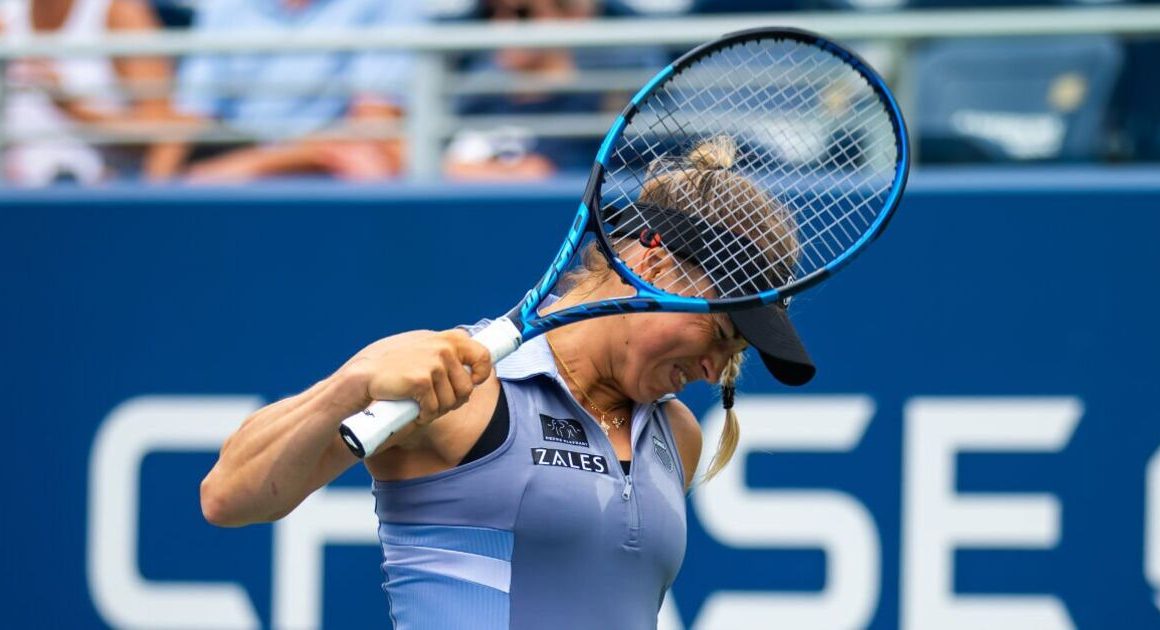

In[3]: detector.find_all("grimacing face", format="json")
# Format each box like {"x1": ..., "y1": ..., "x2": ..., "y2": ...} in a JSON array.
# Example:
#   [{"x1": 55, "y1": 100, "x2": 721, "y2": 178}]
[
  {"x1": 615, "y1": 309, "x2": 745, "y2": 402},
  {"x1": 612, "y1": 247, "x2": 747, "y2": 402}
]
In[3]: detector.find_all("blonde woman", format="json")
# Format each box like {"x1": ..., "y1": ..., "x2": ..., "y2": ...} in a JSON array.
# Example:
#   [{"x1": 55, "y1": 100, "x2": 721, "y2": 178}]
[{"x1": 202, "y1": 138, "x2": 814, "y2": 629}]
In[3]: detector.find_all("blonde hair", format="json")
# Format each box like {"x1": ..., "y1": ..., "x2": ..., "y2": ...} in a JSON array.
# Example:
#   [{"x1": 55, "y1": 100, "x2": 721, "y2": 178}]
[
  {"x1": 636, "y1": 136, "x2": 800, "y2": 296},
  {"x1": 702, "y1": 350, "x2": 744, "y2": 482}
]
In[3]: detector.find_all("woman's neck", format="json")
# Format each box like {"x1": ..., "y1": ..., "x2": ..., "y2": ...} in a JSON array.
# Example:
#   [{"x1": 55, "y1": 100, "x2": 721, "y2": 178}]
[
  {"x1": 542, "y1": 315, "x2": 634, "y2": 421},
  {"x1": 541, "y1": 277, "x2": 637, "y2": 414}
]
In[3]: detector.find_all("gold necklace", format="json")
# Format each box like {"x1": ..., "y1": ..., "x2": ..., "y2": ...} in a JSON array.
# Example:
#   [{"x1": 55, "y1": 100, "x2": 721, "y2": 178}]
[{"x1": 545, "y1": 335, "x2": 629, "y2": 434}]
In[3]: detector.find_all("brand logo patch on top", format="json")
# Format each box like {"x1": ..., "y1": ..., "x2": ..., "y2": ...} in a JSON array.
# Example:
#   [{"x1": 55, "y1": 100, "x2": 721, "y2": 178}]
[
  {"x1": 652, "y1": 435, "x2": 675, "y2": 473},
  {"x1": 531, "y1": 448, "x2": 610, "y2": 475},
  {"x1": 540, "y1": 414, "x2": 589, "y2": 447}
]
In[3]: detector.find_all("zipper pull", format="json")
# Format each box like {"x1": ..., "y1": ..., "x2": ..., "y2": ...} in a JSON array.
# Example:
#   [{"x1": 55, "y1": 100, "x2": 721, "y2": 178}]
[{"x1": 622, "y1": 474, "x2": 634, "y2": 501}]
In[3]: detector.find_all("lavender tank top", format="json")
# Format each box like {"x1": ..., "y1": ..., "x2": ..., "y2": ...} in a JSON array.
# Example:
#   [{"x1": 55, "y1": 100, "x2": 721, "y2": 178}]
[{"x1": 372, "y1": 332, "x2": 688, "y2": 629}]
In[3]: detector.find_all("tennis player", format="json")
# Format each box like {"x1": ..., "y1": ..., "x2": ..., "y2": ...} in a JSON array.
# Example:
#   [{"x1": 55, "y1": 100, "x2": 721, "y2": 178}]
[{"x1": 201, "y1": 139, "x2": 816, "y2": 629}]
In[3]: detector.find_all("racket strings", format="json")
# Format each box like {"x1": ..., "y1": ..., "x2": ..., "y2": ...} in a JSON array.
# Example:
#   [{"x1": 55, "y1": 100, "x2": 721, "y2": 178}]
[
  {"x1": 601, "y1": 37, "x2": 897, "y2": 300},
  {"x1": 707, "y1": 46, "x2": 892, "y2": 264},
  {"x1": 655, "y1": 180, "x2": 790, "y2": 295},
  {"x1": 780, "y1": 128, "x2": 897, "y2": 267},
  {"x1": 617, "y1": 65, "x2": 816, "y2": 258}
]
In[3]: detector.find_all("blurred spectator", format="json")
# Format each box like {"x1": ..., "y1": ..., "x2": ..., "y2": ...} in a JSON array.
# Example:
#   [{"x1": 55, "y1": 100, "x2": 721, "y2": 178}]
[
  {"x1": 604, "y1": 0, "x2": 692, "y2": 15},
  {"x1": 425, "y1": 0, "x2": 480, "y2": 20},
  {"x1": 150, "y1": 0, "x2": 195, "y2": 29},
  {"x1": 1, "y1": 0, "x2": 189, "y2": 186},
  {"x1": 172, "y1": 0, "x2": 421, "y2": 183},
  {"x1": 444, "y1": 0, "x2": 667, "y2": 181}
]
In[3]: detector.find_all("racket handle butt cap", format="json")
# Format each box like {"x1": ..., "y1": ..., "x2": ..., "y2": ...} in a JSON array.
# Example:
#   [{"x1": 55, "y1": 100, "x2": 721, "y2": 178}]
[{"x1": 339, "y1": 398, "x2": 421, "y2": 459}]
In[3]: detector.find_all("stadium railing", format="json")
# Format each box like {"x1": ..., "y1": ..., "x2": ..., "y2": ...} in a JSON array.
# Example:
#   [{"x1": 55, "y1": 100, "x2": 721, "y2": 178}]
[{"x1": 2, "y1": 6, "x2": 1160, "y2": 182}]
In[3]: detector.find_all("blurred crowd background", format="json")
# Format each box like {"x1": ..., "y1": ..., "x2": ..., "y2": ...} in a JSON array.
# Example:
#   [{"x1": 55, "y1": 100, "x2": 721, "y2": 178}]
[{"x1": 1, "y1": 0, "x2": 1158, "y2": 187}]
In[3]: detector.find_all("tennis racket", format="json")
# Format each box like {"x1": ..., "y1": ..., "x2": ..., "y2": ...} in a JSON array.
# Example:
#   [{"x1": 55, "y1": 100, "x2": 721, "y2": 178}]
[{"x1": 339, "y1": 27, "x2": 909, "y2": 458}]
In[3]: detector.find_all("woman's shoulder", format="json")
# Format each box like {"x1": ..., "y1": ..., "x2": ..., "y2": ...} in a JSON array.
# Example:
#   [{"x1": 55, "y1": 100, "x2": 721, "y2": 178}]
[{"x1": 662, "y1": 400, "x2": 702, "y2": 489}]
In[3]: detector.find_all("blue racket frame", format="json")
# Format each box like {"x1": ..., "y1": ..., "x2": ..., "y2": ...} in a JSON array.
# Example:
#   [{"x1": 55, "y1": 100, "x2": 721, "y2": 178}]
[
  {"x1": 508, "y1": 27, "x2": 911, "y2": 340},
  {"x1": 338, "y1": 27, "x2": 911, "y2": 459}
]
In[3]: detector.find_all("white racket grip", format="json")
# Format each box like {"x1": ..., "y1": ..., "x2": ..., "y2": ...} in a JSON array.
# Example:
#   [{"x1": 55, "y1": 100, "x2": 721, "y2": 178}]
[{"x1": 338, "y1": 317, "x2": 523, "y2": 458}]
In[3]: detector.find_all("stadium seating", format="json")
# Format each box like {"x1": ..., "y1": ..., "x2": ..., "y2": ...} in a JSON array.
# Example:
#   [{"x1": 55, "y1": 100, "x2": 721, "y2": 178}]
[
  {"x1": 55, "y1": 0, "x2": 1160, "y2": 178},
  {"x1": 913, "y1": 36, "x2": 1123, "y2": 162},
  {"x1": 1109, "y1": 40, "x2": 1160, "y2": 160}
]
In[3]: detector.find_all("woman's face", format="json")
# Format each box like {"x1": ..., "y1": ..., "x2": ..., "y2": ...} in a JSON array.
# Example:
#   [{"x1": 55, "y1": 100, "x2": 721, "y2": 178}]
[
  {"x1": 577, "y1": 244, "x2": 747, "y2": 402},
  {"x1": 616, "y1": 310, "x2": 746, "y2": 403}
]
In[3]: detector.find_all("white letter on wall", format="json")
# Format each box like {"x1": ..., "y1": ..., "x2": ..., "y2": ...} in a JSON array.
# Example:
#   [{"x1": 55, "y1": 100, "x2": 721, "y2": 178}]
[
  {"x1": 88, "y1": 395, "x2": 263, "y2": 629},
  {"x1": 1145, "y1": 441, "x2": 1160, "y2": 611},
  {"x1": 658, "y1": 589, "x2": 685, "y2": 630},
  {"x1": 902, "y1": 397, "x2": 1081, "y2": 630},
  {"x1": 272, "y1": 487, "x2": 379, "y2": 629},
  {"x1": 692, "y1": 395, "x2": 879, "y2": 630}
]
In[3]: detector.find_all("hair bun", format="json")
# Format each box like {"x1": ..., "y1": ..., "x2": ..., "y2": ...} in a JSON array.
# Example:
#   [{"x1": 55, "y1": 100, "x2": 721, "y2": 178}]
[{"x1": 687, "y1": 136, "x2": 737, "y2": 171}]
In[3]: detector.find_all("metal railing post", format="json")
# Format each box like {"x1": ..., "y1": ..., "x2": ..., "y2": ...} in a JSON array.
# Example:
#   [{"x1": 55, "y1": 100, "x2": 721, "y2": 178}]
[
  {"x1": 0, "y1": 58, "x2": 7, "y2": 186},
  {"x1": 406, "y1": 51, "x2": 445, "y2": 182},
  {"x1": 889, "y1": 38, "x2": 920, "y2": 165}
]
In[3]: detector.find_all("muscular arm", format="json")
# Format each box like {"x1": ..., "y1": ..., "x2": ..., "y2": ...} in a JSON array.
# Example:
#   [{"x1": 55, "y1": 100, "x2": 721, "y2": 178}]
[
  {"x1": 201, "y1": 330, "x2": 492, "y2": 527},
  {"x1": 199, "y1": 374, "x2": 364, "y2": 527}
]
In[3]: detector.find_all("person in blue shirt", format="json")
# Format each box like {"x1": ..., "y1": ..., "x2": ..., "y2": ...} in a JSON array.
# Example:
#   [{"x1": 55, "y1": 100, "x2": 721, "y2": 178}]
[
  {"x1": 445, "y1": 0, "x2": 669, "y2": 180},
  {"x1": 171, "y1": 0, "x2": 421, "y2": 182},
  {"x1": 202, "y1": 138, "x2": 816, "y2": 628}
]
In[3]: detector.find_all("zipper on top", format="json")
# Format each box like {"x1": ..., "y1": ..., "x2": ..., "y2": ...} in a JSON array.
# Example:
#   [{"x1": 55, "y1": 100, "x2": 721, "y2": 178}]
[{"x1": 556, "y1": 373, "x2": 648, "y2": 547}]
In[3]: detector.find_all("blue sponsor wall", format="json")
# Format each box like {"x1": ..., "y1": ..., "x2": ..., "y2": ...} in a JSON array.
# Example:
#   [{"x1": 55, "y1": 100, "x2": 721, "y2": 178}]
[{"x1": 3, "y1": 168, "x2": 1160, "y2": 629}]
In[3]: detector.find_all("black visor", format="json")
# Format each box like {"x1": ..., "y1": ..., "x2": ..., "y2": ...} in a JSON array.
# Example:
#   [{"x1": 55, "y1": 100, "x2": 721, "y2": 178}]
[
  {"x1": 729, "y1": 302, "x2": 815, "y2": 386},
  {"x1": 606, "y1": 203, "x2": 816, "y2": 386}
]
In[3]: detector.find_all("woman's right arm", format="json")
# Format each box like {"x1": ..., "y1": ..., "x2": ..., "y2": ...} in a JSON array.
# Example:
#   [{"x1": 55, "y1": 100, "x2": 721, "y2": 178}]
[{"x1": 200, "y1": 329, "x2": 492, "y2": 527}]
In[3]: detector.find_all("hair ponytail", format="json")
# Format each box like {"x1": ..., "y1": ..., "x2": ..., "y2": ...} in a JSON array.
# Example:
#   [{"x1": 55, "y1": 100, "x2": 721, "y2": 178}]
[{"x1": 701, "y1": 351, "x2": 744, "y2": 482}]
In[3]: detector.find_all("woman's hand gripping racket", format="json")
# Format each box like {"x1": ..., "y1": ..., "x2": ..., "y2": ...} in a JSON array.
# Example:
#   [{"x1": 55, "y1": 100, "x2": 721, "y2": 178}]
[{"x1": 339, "y1": 27, "x2": 910, "y2": 458}]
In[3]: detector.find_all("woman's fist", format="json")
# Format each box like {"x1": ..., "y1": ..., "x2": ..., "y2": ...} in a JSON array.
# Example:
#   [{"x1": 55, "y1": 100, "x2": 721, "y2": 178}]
[{"x1": 347, "y1": 330, "x2": 493, "y2": 424}]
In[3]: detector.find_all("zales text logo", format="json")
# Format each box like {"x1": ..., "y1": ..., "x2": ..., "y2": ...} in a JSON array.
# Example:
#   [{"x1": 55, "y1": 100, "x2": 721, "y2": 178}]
[{"x1": 530, "y1": 447, "x2": 608, "y2": 474}]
